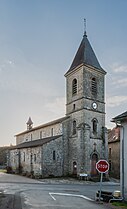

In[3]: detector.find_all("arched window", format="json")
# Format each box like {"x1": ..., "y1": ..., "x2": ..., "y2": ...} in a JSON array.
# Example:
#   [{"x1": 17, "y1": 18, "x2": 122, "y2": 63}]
[
  {"x1": 91, "y1": 77, "x2": 97, "y2": 96},
  {"x1": 72, "y1": 79, "x2": 77, "y2": 95},
  {"x1": 92, "y1": 118, "x2": 98, "y2": 134},
  {"x1": 73, "y1": 120, "x2": 76, "y2": 135}
]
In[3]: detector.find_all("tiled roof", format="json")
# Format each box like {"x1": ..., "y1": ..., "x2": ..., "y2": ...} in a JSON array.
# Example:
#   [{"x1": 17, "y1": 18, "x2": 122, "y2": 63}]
[
  {"x1": 65, "y1": 34, "x2": 106, "y2": 75},
  {"x1": 108, "y1": 127, "x2": 120, "y2": 143},
  {"x1": 11, "y1": 135, "x2": 62, "y2": 149}
]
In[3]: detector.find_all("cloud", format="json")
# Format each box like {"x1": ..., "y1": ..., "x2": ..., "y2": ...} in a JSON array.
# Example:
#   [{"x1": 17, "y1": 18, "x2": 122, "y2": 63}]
[
  {"x1": 112, "y1": 63, "x2": 127, "y2": 73},
  {"x1": 0, "y1": 59, "x2": 14, "y2": 71},
  {"x1": 45, "y1": 97, "x2": 66, "y2": 116},
  {"x1": 112, "y1": 78, "x2": 127, "y2": 87},
  {"x1": 107, "y1": 95, "x2": 127, "y2": 107}
]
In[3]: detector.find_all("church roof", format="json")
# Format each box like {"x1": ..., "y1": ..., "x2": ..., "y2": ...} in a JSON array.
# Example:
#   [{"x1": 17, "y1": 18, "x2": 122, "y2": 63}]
[
  {"x1": 15, "y1": 116, "x2": 69, "y2": 136},
  {"x1": 65, "y1": 33, "x2": 106, "y2": 75},
  {"x1": 11, "y1": 135, "x2": 62, "y2": 149},
  {"x1": 108, "y1": 127, "x2": 120, "y2": 143}
]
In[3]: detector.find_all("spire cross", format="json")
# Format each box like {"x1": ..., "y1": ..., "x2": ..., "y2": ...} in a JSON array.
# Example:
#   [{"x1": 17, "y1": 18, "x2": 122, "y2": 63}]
[{"x1": 84, "y1": 18, "x2": 87, "y2": 36}]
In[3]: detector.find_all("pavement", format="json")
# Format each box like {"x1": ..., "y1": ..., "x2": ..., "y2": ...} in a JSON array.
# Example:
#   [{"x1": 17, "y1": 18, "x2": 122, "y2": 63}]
[
  {"x1": 0, "y1": 173, "x2": 121, "y2": 209},
  {"x1": 38, "y1": 176, "x2": 120, "y2": 185},
  {"x1": 0, "y1": 193, "x2": 22, "y2": 209},
  {"x1": 0, "y1": 192, "x2": 118, "y2": 209}
]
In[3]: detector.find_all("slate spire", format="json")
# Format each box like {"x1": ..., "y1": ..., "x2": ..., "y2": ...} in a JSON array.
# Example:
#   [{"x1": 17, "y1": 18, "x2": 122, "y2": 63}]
[
  {"x1": 65, "y1": 32, "x2": 106, "y2": 75},
  {"x1": 26, "y1": 117, "x2": 33, "y2": 130}
]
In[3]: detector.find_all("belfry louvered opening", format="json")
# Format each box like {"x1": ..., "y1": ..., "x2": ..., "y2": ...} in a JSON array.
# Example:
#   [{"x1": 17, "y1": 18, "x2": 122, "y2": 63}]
[
  {"x1": 91, "y1": 78, "x2": 97, "y2": 96},
  {"x1": 72, "y1": 79, "x2": 77, "y2": 95}
]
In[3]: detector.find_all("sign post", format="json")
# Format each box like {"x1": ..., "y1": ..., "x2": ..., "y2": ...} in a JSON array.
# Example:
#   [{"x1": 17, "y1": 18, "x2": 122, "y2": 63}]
[{"x1": 96, "y1": 160, "x2": 109, "y2": 202}]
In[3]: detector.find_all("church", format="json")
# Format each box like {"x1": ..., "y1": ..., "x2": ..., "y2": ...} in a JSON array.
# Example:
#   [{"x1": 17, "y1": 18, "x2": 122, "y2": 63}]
[{"x1": 8, "y1": 29, "x2": 108, "y2": 178}]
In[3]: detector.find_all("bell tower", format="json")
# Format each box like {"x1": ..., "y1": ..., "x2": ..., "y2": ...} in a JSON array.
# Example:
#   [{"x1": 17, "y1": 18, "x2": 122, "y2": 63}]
[{"x1": 65, "y1": 30, "x2": 107, "y2": 176}]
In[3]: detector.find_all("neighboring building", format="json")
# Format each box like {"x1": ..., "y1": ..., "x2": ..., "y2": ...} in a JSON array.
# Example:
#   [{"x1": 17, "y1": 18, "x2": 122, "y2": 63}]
[
  {"x1": 112, "y1": 111, "x2": 127, "y2": 200},
  {"x1": 8, "y1": 30, "x2": 108, "y2": 179},
  {"x1": 108, "y1": 127, "x2": 120, "y2": 179}
]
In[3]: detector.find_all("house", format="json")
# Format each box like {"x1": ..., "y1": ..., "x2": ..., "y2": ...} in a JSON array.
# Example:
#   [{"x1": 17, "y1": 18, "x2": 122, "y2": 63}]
[
  {"x1": 8, "y1": 29, "x2": 108, "y2": 179},
  {"x1": 108, "y1": 127, "x2": 120, "y2": 179},
  {"x1": 112, "y1": 111, "x2": 127, "y2": 200}
]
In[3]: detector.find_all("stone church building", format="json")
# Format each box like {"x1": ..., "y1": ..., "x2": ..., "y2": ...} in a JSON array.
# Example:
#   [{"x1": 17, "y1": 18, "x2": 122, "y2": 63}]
[{"x1": 8, "y1": 31, "x2": 108, "y2": 178}]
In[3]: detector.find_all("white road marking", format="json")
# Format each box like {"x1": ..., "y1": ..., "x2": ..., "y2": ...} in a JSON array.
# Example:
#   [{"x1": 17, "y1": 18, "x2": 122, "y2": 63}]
[{"x1": 49, "y1": 192, "x2": 93, "y2": 201}]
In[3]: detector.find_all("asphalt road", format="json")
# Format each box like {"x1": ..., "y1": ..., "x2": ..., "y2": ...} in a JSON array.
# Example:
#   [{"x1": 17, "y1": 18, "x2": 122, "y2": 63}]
[{"x1": 0, "y1": 172, "x2": 120, "y2": 209}]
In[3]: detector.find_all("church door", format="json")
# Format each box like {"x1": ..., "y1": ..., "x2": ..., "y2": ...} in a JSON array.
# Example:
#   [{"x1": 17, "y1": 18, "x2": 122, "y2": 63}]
[{"x1": 91, "y1": 153, "x2": 98, "y2": 176}]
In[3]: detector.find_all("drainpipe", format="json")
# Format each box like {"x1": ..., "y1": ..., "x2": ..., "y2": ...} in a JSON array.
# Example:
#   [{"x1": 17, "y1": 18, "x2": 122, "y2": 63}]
[
  {"x1": 116, "y1": 123, "x2": 124, "y2": 201},
  {"x1": 121, "y1": 125, "x2": 124, "y2": 201}
]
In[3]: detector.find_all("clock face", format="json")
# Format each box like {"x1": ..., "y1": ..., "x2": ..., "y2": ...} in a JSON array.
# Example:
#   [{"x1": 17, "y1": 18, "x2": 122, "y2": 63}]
[{"x1": 92, "y1": 102, "x2": 97, "y2": 109}]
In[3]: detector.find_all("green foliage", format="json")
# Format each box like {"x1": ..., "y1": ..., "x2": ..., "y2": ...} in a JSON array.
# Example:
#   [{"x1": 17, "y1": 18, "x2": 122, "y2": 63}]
[
  {"x1": 112, "y1": 201, "x2": 127, "y2": 208},
  {"x1": 0, "y1": 146, "x2": 9, "y2": 166}
]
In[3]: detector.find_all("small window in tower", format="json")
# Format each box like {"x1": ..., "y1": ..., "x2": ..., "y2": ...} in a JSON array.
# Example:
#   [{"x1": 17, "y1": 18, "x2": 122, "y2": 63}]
[
  {"x1": 53, "y1": 150, "x2": 56, "y2": 161},
  {"x1": 91, "y1": 78, "x2": 97, "y2": 96},
  {"x1": 73, "y1": 120, "x2": 76, "y2": 135},
  {"x1": 92, "y1": 118, "x2": 98, "y2": 134},
  {"x1": 72, "y1": 79, "x2": 77, "y2": 95},
  {"x1": 73, "y1": 104, "x2": 76, "y2": 110}
]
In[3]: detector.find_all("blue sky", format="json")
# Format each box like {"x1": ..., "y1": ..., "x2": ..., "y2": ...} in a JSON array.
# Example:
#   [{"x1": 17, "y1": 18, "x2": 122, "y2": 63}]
[{"x1": 0, "y1": 0, "x2": 127, "y2": 145}]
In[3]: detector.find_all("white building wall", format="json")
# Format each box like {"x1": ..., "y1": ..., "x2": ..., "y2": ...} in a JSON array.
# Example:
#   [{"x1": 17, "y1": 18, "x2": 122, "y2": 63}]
[{"x1": 120, "y1": 122, "x2": 127, "y2": 200}]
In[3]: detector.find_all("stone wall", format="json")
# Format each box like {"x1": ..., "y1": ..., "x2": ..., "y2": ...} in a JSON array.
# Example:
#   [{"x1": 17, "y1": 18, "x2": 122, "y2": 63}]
[
  {"x1": 9, "y1": 135, "x2": 64, "y2": 178},
  {"x1": 42, "y1": 136, "x2": 63, "y2": 177},
  {"x1": 16, "y1": 123, "x2": 62, "y2": 145}
]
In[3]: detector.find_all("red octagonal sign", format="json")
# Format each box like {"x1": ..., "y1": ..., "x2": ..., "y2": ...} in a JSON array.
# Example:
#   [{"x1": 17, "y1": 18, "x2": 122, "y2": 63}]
[{"x1": 96, "y1": 160, "x2": 109, "y2": 173}]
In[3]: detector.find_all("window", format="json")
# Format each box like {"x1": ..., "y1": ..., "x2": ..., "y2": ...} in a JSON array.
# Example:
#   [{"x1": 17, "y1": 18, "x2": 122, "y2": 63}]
[
  {"x1": 109, "y1": 147, "x2": 111, "y2": 159},
  {"x1": 53, "y1": 151, "x2": 56, "y2": 160},
  {"x1": 73, "y1": 120, "x2": 76, "y2": 135},
  {"x1": 91, "y1": 78, "x2": 97, "y2": 96},
  {"x1": 34, "y1": 154, "x2": 36, "y2": 163},
  {"x1": 51, "y1": 128, "x2": 53, "y2": 136},
  {"x1": 31, "y1": 134, "x2": 32, "y2": 141},
  {"x1": 72, "y1": 79, "x2": 77, "y2": 95},
  {"x1": 73, "y1": 104, "x2": 76, "y2": 110},
  {"x1": 40, "y1": 131, "x2": 42, "y2": 139},
  {"x1": 92, "y1": 118, "x2": 98, "y2": 134},
  {"x1": 23, "y1": 152, "x2": 25, "y2": 162}
]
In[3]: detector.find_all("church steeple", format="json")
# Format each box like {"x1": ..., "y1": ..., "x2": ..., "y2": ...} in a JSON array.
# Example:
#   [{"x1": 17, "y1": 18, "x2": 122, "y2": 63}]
[
  {"x1": 26, "y1": 117, "x2": 33, "y2": 130},
  {"x1": 65, "y1": 32, "x2": 106, "y2": 75}
]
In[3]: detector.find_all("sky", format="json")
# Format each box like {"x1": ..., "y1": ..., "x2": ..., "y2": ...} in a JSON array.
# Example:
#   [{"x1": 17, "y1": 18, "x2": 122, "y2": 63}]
[{"x1": 0, "y1": 0, "x2": 127, "y2": 146}]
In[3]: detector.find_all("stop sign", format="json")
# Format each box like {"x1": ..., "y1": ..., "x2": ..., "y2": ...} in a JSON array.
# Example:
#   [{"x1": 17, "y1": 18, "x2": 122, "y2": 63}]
[{"x1": 96, "y1": 160, "x2": 109, "y2": 173}]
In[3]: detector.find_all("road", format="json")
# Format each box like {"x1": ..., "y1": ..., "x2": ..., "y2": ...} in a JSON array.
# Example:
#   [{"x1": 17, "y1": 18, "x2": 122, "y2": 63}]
[{"x1": 0, "y1": 172, "x2": 120, "y2": 209}]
